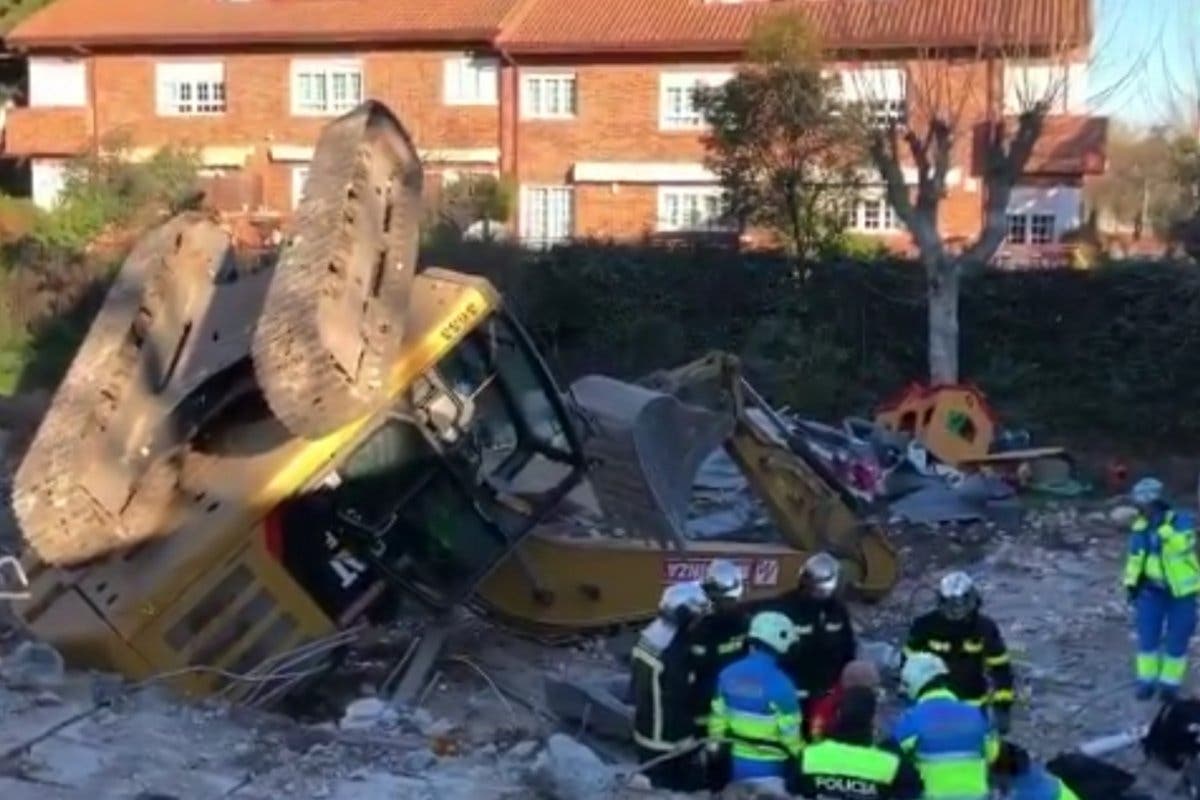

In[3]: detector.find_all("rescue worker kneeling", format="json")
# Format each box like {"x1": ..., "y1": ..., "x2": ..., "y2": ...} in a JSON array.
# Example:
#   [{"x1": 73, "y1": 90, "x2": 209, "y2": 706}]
[
  {"x1": 631, "y1": 581, "x2": 711, "y2": 791},
  {"x1": 708, "y1": 611, "x2": 805, "y2": 795},
  {"x1": 795, "y1": 686, "x2": 923, "y2": 799},
  {"x1": 885, "y1": 652, "x2": 999, "y2": 800},
  {"x1": 990, "y1": 742, "x2": 1080, "y2": 800}
]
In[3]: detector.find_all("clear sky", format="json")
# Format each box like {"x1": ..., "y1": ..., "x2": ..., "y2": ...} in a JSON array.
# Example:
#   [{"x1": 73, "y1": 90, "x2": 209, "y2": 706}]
[{"x1": 1090, "y1": 0, "x2": 1199, "y2": 128}]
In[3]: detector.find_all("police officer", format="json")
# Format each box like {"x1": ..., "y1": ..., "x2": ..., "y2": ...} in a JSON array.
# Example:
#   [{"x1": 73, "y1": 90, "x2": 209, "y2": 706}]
[
  {"x1": 886, "y1": 652, "x2": 999, "y2": 800},
  {"x1": 691, "y1": 559, "x2": 749, "y2": 735},
  {"x1": 771, "y1": 552, "x2": 857, "y2": 726},
  {"x1": 708, "y1": 611, "x2": 804, "y2": 796},
  {"x1": 1124, "y1": 476, "x2": 1200, "y2": 701},
  {"x1": 904, "y1": 571, "x2": 1015, "y2": 732},
  {"x1": 796, "y1": 686, "x2": 923, "y2": 799},
  {"x1": 991, "y1": 741, "x2": 1081, "y2": 800},
  {"x1": 631, "y1": 581, "x2": 711, "y2": 791}
]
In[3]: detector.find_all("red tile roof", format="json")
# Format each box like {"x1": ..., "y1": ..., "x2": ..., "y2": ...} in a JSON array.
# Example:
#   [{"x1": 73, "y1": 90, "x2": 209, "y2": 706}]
[
  {"x1": 971, "y1": 115, "x2": 1109, "y2": 176},
  {"x1": 7, "y1": 0, "x2": 1092, "y2": 53},
  {"x1": 6, "y1": 0, "x2": 520, "y2": 48},
  {"x1": 496, "y1": 0, "x2": 1093, "y2": 55}
]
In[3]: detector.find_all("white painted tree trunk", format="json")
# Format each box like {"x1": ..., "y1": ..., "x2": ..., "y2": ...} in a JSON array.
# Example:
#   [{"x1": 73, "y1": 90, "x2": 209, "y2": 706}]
[{"x1": 926, "y1": 257, "x2": 960, "y2": 383}]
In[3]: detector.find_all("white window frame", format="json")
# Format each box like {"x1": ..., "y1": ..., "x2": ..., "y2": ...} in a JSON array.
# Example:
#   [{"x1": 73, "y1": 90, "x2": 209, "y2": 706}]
[
  {"x1": 443, "y1": 55, "x2": 499, "y2": 106},
  {"x1": 519, "y1": 185, "x2": 573, "y2": 248},
  {"x1": 847, "y1": 194, "x2": 899, "y2": 233},
  {"x1": 521, "y1": 72, "x2": 577, "y2": 119},
  {"x1": 658, "y1": 71, "x2": 732, "y2": 131},
  {"x1": 28, "y1": 58, "x2": 87, "y2": 108},
  {"x1": 291, "y1": 165, "x2": 310, "y2": 210},
  {"x1": 1006, "y1": 214, "x2": 1028, "y2": 244},
  {"x1": 290, "y1": 59, "x2": 364, "y2": 116},
  {"x1": 838, "y1": 67, "x2": 907, "y2": 127},
  {"x1": 656, "y1": 186, "x2": 731, "y2": 233},
  {"x1": 31, "y1": 158, "x2": 69, "y2": 209},
  {"x1": 155, "y1": 62, "x2": 226, "y2": 116},
  {"x1": 1028, "y1": 213, "x2": 1056, "y2": 244},
  {"x1": 1003, "y1": 60, "x2": 1087, "y2": 115}
]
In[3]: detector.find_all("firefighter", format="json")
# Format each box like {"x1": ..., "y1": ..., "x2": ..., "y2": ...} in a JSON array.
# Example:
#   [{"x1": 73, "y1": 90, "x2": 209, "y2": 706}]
[
  {"x1": 991, "y1": 741, "x2": 1081, "y2": 800},
  {"x1": 886, "y1": 652, "x2": 999, "y2": 800},
  {"x1": 795, "y1": 685, "x2": 924, "y2": 799},
  {"x1": 770, "y1": 552, "x2": 857, "y2": 728},
  {"x1": 691, "y1": 559, "x2": 749, "y2": 735},
  {"x1": 904, "y1": 570, "x2": 1015, "y2": 732},
  {"x1": 630, "y1": 580, "x2": 711, "y2": 791},
  {"x1": 707, "y1": 610, "x2": 804, "y2": 795},
  {"x1": 1124, "y1": 476, "x2": 1200, "y2": 701}
]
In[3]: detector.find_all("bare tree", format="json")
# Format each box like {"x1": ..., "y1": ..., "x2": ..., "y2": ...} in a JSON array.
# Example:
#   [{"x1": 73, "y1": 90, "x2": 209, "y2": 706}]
[{"x1": 818, "y1": 2, "x2": 1133, "y2": 382}]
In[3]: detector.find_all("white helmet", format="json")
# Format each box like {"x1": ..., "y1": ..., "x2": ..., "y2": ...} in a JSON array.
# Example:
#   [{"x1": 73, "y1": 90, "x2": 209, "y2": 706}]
[
  {"x1": 1132, "y1": 477, "x2": 1164, "y2": 507},
  {"x1": 704, "y1": 559, "x2": 746, "y2": 601},
  {"x1": 900, "y1": 652, "x2": 949, "y2": 698},
  {"x1": 937, "y1": 571, "x2": 979, "y2": 620},
  {"x1": 748, "y1": 611, "x2": 800, "y2": 655},
  {"x1": 660, "y1": 581, "x2": 711, "y2": 618},
  {"x1": 801, "y1": 552, "x2": 841, "y2": 598}
]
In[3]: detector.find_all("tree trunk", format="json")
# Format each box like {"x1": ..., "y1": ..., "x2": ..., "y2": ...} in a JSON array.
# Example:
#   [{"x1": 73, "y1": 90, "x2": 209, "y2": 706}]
[{"x1": 926, "y1": 256, "x2": 960, "y2": 383}]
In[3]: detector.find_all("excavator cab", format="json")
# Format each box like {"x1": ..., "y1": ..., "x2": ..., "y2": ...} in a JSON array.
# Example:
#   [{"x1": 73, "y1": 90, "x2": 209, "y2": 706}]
[{"x1": 271, "y1": 308, "x2": 585, "y2": 621}]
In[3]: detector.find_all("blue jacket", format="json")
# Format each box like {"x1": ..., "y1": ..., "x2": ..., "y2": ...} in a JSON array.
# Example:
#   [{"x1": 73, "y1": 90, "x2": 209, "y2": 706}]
[
  {"x1": 1125, "y1": 509, "x2": 1200, "y2": 598},
  {"x1": 709, "y1": 649, "x2": 803, "y2": 781},
  {"x1": 888, "y1": 687, "x2": 998, "y2": 799}
]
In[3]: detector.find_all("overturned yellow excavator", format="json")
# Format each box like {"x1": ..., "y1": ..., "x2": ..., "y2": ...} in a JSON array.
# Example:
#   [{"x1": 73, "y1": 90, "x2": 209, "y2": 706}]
[{"x1": 7, "y1": 100, "x2": 897, "y2": 702}]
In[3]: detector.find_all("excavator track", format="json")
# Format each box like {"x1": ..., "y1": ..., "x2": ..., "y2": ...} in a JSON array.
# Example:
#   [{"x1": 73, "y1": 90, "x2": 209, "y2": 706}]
[
  {"x1": 12, "y1": 213, "x2": 232, "y2": 565},
  {"x1": 252, "y1": 101, "x2": 423, "y2": 440}
]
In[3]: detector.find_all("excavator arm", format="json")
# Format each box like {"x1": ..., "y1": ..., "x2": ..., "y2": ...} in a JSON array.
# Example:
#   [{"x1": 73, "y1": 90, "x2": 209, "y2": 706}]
[{"x1": 640, "y1": 351, "x2": 899, "y2": 600}]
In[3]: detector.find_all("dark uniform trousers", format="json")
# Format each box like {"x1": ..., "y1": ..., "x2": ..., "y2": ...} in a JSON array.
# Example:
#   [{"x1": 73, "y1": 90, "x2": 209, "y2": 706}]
[{"x1": 795, "y1": 739, "x2": 924, "y2": 800}]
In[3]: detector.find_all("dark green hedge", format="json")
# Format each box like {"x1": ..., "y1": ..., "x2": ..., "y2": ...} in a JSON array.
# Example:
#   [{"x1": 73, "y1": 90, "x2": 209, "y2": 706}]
[{"x1": 424, "y1": 242, "x2": 1200, "y2": 449}]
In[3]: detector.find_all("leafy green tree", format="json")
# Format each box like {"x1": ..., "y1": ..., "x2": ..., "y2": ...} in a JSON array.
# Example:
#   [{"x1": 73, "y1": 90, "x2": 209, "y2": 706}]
[
  {"x1": 436, "y1": 173, "x2": 515, "y2": 242},
  {"x1": 697, "y1": 17, "x2": 864, "y2": 260}
]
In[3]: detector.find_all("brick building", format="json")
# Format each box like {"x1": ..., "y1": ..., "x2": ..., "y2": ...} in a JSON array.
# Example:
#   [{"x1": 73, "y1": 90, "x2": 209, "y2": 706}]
[{"x1": 2, "y1": 0, "x2": 1107, "y2": 254}]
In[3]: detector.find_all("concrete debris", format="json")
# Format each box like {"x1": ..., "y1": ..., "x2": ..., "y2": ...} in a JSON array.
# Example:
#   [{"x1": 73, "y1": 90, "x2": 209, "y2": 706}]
[
  {"x1": 507, "y1": 740, "x2": 540, "y2": 760},
  {"x1": 529, "y1": 734, "x2": 618, "y2": 800},
  {"x1": 1110, "y1": 505, "x2": 1139, "y2": 526},
  {"x1": 1, "y1": 641, "x2": 65, "y2": 689},
  {"x1": 339, "y1": 697, "x2": 399, "y2": 731}
]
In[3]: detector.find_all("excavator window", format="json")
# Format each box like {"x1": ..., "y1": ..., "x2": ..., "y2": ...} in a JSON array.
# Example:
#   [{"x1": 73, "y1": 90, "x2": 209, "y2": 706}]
[{"x1": 275, "y1": 312, "x2": 585, "y2": 618}]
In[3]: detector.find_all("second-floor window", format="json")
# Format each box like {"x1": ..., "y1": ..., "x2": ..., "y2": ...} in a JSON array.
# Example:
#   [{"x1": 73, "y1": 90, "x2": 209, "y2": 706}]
[
  {"x1": 657, "y1": 186, "x2": 730, "y2": 232},
  {"x1": 659, "y1": 72, "x2": 732, "y2": 130},
  {"x1": 156, "y1": 62, "x2": 226, "y2": 116},
  {"x1": 291, "y1": 59, "x2": 363, "y2": 116},
  {"x1": 444, "y1": 56, "x2": 498, "y2": 106},
  {"x1": 1004, "y1": 60, "x2": 1087, "y2": 115},
  {"x1": 839, "y1": 67, "x2": 907, "y2": 128},
  {"x1": 521, "y1": 73, "x2": 576, "y2": 119},
  {"x1": 29, "y1": 58, "x2": 86, "y2": 107}
]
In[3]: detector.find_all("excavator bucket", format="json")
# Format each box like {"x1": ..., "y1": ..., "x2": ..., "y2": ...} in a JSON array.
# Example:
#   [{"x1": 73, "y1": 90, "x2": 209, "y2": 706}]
[
  {"x1": 567, "y1": 375, "x2": 732, "y2": 550},
  {"x1": 12, "y1": 212, "x2": 272, "y2": 565},
  {"x1": 252, "y1": 100, "x2": 424, "y2": 440}
]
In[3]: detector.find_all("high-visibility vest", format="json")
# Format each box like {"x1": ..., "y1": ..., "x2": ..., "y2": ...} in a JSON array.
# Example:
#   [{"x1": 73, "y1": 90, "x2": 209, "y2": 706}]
[{"x1": 1124, "y1": 512, "x2": 1200, "y2": 598}]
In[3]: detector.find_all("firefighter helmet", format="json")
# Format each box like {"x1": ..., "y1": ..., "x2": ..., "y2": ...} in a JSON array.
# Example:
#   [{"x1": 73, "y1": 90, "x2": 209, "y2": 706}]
[
  {"x1": 800, "y1": 552, "x2": 841, "y2": 598},
  {"x1": 937, "y1": 570, "x2": 980, "y2": 621},
  {"x1": 703, "y1": 559, "x2": 746, "y2": 601}
]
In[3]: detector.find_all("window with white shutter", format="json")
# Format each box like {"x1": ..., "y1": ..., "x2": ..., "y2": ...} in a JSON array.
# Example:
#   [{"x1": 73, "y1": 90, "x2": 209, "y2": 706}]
[
  {"x1": 444, "y1": 56, "x2": 499, "y2": 106},
  {"x1": 656, "y1": 186, "x2": 731, "y2": 232},
  {"x1": 522, "y1": 73, "x2": 576, "y2": 119},
  {"x1": 156, "y1": 62, "x2": 226, "y2": 116},
  {"x1": 520, "y1": 185, "x2": 573, "y2": 248},
  {"x1": 29, "y1": 58, "x2": 87, "y2": 107},
  {"x1": 290, "y1": 59, "x2": 363, "y2": 116},
  {"x1": 658, "y1": 72, "x2": 732, "y2": 130}
]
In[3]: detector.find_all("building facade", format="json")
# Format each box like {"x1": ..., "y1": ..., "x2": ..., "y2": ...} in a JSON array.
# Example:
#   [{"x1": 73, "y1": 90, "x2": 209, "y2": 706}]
[{"x1": 2, "y1": 0, "x2": 1107, "y2": 256}]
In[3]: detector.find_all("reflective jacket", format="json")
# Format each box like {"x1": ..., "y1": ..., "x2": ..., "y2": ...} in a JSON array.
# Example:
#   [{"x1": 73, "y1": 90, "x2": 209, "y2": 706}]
[
  {"x1": 887, "y1": 687, "x2": 999, "y2": 800},
  {"x1": 796, "y1": 739, "x2": 924, "y2": 799},
  {"x1": 708, "y1": 648, "x2": 804, "y2": 781},
  {"x1": 1124, "y1": 510, "x2": 1200, "y2": 599},
  {"x1": 631, "y1": 618, "x2": 695, "y2": 754},
  {"x1": 689, "y1": 607, "x2": 748, "y2": 727},
  {"x1": 764, "y1": 590, "x2": 856, "y2": 699},
  {"x1": 1008, "y1": 766, "x2": 1082, "y2": 800},
  {"x1": 904, "y1": 611, "x2": 1014, "y2": 709}
]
